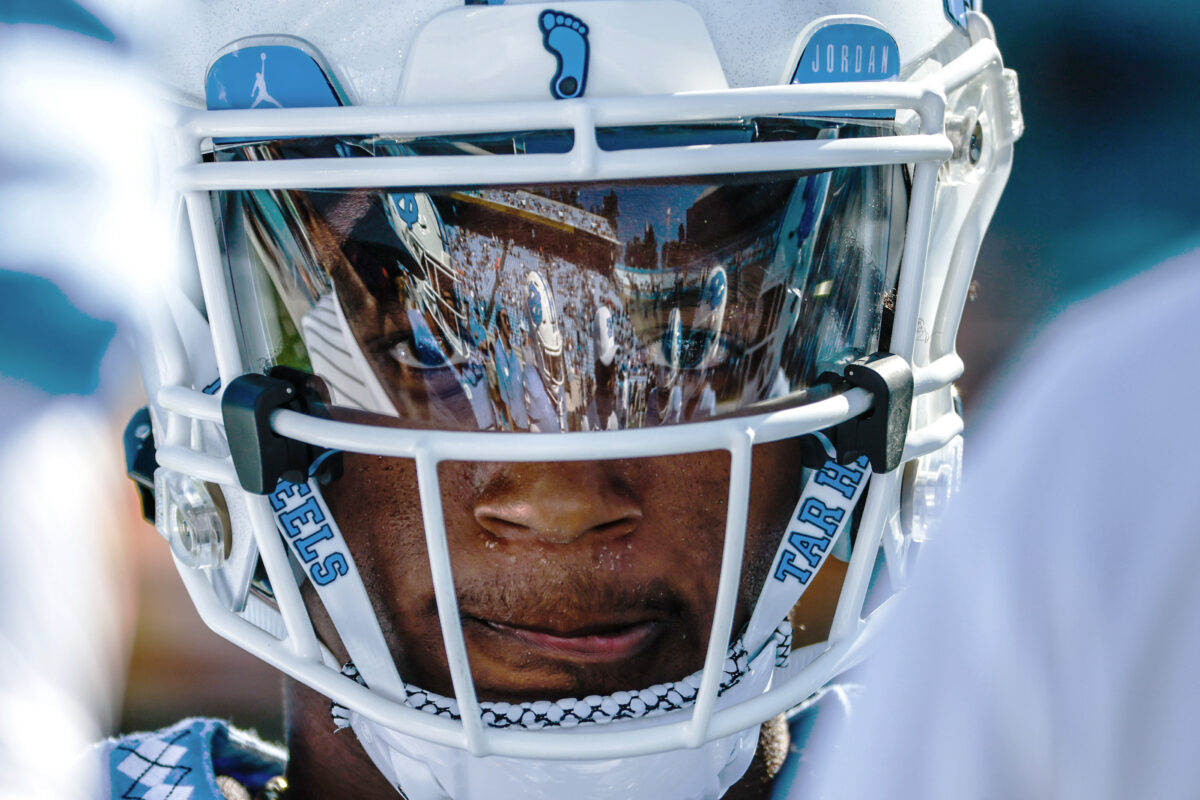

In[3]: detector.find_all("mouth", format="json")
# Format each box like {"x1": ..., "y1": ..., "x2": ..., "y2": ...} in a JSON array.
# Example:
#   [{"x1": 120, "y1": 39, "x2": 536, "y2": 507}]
[{"x1": 467, "y1": 617, "x2": 666, "y2": 663}]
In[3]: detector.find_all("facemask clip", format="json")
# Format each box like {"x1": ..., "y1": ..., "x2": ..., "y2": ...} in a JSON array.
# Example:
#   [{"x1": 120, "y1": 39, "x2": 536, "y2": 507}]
[
  {"x1": 805, "y1": 352, "x2": 913, "y2": 473},
  {"x1": 221, "y1": 366, "x2": 341, "y2": 494}
]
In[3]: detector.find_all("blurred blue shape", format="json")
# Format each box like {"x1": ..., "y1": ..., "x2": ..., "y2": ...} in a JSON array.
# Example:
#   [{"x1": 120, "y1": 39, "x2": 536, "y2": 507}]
[
  {"x1": 988, "y1": 0, "x2": 1200, "y2": 297},
  {"x1": 0, "y1": 270, "x2": 115, "y2": 396},
  {"x1": 0, "y1": 0, "x2": 114, "y2": 41}
]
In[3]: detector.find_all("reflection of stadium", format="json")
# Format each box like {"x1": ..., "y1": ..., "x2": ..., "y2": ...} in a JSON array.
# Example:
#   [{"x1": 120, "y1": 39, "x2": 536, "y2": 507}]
[
  {"x1": 241, "y1": 158, "x2": 887, "y2": 435},
  {"x1": 433, "y1": 181, "x2": 803, "y2": 430},
  {"x1": 612, "y1": 182, "x2": 791, "y2": 304},
  {"x1": 433, "y1": 189, "x2": 634, "y2": 431}
]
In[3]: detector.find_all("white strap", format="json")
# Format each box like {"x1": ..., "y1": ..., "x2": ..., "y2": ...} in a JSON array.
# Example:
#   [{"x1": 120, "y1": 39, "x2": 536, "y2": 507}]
[
  {"x1": 268, "y1": 477, "x2": 407, "y2": 701},
  {"x1": 744, "y1": 455, "x2": 872, "y2": 657}
]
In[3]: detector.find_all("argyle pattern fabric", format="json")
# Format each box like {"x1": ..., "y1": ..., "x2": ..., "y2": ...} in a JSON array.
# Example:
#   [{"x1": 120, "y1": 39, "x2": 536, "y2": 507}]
[{"x1": 108, "y1": 719, "x2": 213, "y2": 800}]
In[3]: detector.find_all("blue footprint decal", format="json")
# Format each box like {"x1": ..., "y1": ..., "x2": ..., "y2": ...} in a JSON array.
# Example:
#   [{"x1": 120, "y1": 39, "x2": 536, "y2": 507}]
[{"x1": 539, "y1": 10, "x2": 589, "y2": 99}]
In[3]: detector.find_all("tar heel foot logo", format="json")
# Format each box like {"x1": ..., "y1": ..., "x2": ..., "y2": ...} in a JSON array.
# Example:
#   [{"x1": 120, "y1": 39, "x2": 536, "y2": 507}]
[
  {"x1": 540, "y1": 9, "x2": 589, "y2": 99},
  {"x1": 790, "y1": 19, "x2": 899, "y2": 119},
  {"x1": 269, "y1": 480, "x2": 349, "y2": 586},
  {"x1": 773, "y1": 456, "x2": 871, "y2": 585}
]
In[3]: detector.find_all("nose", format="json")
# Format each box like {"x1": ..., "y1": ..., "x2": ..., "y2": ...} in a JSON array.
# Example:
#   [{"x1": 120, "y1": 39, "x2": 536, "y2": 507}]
[{"x1": 472, "y1": 462, "x2": 642, "y2": 545}]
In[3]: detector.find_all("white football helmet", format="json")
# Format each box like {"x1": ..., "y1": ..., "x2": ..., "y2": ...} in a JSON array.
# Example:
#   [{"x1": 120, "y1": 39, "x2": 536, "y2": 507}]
[{"x1": 122, "y1": 0, "x2": 1021, "y2": 797}]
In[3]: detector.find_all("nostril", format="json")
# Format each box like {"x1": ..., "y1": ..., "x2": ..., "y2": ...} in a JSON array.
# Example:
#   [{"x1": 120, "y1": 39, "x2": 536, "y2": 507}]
[
  {"x1": 473, "y1": 511, "x2": 534, "y2": 541},
  {"x1": 591, "y1": 512, "x2": 641, "y2": 540}
]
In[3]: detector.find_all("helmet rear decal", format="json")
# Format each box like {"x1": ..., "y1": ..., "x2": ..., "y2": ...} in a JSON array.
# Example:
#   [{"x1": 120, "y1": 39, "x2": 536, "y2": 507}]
[
  {"x1": 539, "y1": 9, "x2": 589, "y2": 99},
  {"x1": 391, "y1": 193, "x2": 421, "y2": 227}
]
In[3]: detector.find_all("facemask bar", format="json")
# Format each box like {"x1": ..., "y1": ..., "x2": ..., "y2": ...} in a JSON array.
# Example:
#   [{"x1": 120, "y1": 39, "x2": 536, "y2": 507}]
[{"x1": 147, "y1": 35, "x2": 1016, "y2": 760}]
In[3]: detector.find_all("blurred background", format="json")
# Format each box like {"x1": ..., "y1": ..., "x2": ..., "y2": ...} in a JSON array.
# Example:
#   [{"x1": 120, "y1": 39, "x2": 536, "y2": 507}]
[
  {"x1": 1, "y1": 0, "x2": 1197, "y2": 762},
  {"x1": 958, "y1": 0, "x2": 1200, "y2": 409}
]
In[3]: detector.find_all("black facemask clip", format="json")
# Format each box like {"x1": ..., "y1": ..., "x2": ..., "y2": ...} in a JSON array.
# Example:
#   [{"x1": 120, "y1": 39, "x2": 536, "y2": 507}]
[
  {"x1": 221, "y1": 366, "x2": 342, "y2": 495},
  {"x1": 800, "y1": 352, "x2": 914, "y2": 474}
]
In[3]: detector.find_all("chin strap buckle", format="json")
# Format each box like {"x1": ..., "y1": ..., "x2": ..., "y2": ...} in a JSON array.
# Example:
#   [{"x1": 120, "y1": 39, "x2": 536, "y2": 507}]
[
  {"x1": 802, "y1": 352, "x2": 914, "y2": 474},
  {"x1": 221, "y1": 367, "x2": 341, "y2": 495}
]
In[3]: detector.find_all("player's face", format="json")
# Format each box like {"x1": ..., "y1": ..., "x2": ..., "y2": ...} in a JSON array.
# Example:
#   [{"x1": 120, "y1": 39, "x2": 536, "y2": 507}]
[{"x1": 318, "y1": 441, "x2": 846, "y2": 702}]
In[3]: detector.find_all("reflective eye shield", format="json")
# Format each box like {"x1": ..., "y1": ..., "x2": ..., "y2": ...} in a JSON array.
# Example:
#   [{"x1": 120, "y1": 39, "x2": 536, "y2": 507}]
[{"x1": 210, "y1": 120, "x2": 907, "y2": 433}]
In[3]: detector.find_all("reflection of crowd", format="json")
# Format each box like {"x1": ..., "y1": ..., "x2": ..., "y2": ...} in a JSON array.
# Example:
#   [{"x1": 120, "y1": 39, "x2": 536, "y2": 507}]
[
  {"x1": 428, "y1": 201, "x2": 652, "y2": 432},
  {"x1": 459, "y1": 240, "x2": 633, "y2": 432},
  {"x1": 302, "y1": 175, "x2": 873, "y2": 433},
  {"x1": 412, "y1": 189, "x2": 784, "y2": 433}
]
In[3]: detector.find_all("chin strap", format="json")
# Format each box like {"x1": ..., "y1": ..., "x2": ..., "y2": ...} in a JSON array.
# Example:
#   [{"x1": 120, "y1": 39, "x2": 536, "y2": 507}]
[
  {"x1": 331, "y1": 623, "x2": 790, "y2": 732},
  {"x1": 334, "y1": 623, "x2": 791, "y2": 800},
  {"x1": 743, "y1": 454, "x2": 872, "y2": 659},
  {"x1": 267, "y1": 476, "x2": 408, "y2": 702}
]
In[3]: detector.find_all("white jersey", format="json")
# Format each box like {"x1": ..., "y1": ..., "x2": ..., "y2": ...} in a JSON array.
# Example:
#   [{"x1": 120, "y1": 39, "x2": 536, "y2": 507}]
[{"x1": 810, "y1": 248, "x2": 1200, "y2": 800}]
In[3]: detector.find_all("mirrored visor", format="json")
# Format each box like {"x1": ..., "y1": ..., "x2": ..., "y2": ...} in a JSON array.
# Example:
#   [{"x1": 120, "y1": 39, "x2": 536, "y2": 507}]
[{"x1": 212, "y1": 122, "x2": 905, "y2": 432}]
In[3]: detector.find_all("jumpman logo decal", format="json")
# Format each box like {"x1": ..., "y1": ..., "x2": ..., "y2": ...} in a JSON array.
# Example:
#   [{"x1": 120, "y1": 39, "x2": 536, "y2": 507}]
[{"x1": 250, "y1": 51, "x2": 283, "y2": 108}]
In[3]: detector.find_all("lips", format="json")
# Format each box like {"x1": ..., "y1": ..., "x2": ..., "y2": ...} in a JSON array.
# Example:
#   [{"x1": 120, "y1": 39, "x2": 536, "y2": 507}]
[{"x1": 469, "y1": 618, "x2": 665, "y2": 662}]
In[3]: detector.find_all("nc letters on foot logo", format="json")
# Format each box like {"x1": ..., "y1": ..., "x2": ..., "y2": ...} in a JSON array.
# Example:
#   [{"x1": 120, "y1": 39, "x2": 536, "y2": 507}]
[{"x1": 539, "y1": 9, "x2": 589, "y2": 99}]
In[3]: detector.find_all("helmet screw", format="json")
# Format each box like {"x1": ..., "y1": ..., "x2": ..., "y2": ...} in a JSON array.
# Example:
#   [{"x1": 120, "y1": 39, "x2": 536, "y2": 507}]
[
  {"x1": 969, "y1": 121, "x2": 983, "y2": 165},
  {"x1": 154, "y1": 468, "x2": 228, "y2": 568}
]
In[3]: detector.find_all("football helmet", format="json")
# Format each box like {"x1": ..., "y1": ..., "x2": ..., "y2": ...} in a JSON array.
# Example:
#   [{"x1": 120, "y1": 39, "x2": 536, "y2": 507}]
[{"x1": 123, "y1": 0, "x2": 1021, "y2": 797}]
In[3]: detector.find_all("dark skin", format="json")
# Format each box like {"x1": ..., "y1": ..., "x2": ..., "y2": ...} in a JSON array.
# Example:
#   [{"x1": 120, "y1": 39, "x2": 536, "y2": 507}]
[{"x1": 283, "y1": 442, "x2": 849, "y2": 800}]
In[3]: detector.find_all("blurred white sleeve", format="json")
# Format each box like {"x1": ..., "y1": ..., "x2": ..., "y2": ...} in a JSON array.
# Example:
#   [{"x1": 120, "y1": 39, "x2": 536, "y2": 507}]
[
  {"x1": 810, "y1": 249, "x2": 1200, "y2": 800},
  {"x1": 0, "y1": 12, "x2": 154, "y2": 798},
  {"x1": 0, "y1": 403, "x2": 133, "y2": 800}
]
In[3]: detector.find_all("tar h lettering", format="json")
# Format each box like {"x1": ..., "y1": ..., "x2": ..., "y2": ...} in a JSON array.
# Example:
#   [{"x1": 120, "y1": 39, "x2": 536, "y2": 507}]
[{"x1": 772, "y1": 455, "x2": 869, "y2": 585}]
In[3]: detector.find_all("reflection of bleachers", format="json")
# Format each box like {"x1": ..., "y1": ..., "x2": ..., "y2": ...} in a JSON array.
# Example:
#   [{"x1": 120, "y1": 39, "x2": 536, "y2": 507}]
[{"x1": 452, "y1": 189, "x2": 620, "y2": 245}]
